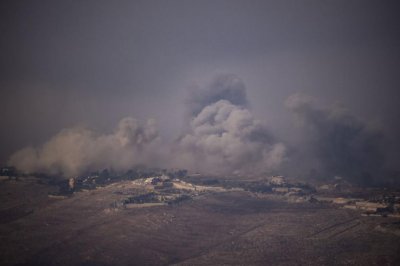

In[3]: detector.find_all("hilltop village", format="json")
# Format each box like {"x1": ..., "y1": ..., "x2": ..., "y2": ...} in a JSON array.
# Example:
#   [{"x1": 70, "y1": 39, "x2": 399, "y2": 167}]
[{"x1": 2, "y1": 166, "x2": 400, "y2": 219}]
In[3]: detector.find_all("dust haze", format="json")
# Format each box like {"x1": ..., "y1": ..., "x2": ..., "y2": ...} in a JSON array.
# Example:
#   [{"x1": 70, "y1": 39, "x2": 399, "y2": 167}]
[
  {"x1": 1, "y1": 2, "x2": 400, "y2": 265},
  {"x1": 6, "y1": 73, "x2": 397, "y2": 184},
  {"x1": 2, "y1": 1, "x2": 400, "y2": 184}
]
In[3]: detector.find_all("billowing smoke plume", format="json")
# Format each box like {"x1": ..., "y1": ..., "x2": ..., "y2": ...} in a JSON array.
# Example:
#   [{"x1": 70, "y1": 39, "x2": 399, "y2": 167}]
[
  {"x1": 8, "y1": 117, "x2": 160, "y2": 177},
  {"x1": 175, "y1": 74, "x2": 286, "y2": 175},
  {"x1": 285, "y1": 93, "x2": 385, "y2": 184},
  {"x1": 7, "y1": 74, "x2": 285, "y2": 177},
  {"x1": 16, "y1": 74, "x2": 388, "y2": 180},
  {"x1": 187, "y1": 74, "x2": 248, "y2": 117}
]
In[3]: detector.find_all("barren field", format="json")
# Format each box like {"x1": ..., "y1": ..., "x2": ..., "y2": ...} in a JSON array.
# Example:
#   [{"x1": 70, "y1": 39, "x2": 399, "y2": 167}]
[{"x1": 1, "y1": 177, "x2": 399, "y2": 266}]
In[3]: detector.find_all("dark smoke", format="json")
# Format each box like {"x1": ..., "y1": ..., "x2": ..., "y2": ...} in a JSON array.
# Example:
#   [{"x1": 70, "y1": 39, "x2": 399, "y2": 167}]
[
  {"x1": 285, "y1": 93, "x2": 385, "y2": 184},
  {"x1": 187, "y1": 74, "x2": 248, "y2": 116}
]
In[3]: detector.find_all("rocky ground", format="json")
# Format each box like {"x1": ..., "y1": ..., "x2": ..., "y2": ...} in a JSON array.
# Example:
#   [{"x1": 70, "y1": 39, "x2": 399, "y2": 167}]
[{"x1": 0, "y1": 176, "x2": 399, "y2": 265}]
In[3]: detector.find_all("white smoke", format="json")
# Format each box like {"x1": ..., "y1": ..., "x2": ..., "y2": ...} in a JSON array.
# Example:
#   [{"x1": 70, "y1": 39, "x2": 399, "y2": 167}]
[
  {"x1": 175, "y1": 74, "x2": 286, "y2": 175},
  {"x1": 8, "y1": 74, "x2": 287, "y2": 177},
  {"x1": 8, "y1": 117, "x2": 160, "y2": 177}
]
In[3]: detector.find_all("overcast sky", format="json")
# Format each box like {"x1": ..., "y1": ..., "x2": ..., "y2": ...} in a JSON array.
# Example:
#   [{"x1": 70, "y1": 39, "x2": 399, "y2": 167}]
[{"x1": 1, "y1": 0, "x2": 399, "y2": 175}]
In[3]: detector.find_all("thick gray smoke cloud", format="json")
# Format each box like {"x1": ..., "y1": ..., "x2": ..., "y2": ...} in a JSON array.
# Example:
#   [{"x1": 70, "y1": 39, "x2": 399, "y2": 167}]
[
  {"x1": 7, "y1": 74, "x2": 286, "y2": 177},
  {"x1": 9, "y1": 75, "x2": 386, "y2": 181},
  {"x1": 176, "y1": 74, "x2": 286, "y2": 175},
  {"x1": 285, "y1": 93, "x2": 385, "y2": 184},
  {"x1": 187, "y1": 74, "x2": 248, "y2": 117},
  {"x1": 8, "y1": 117, "x2": 160, "y2": 177}
]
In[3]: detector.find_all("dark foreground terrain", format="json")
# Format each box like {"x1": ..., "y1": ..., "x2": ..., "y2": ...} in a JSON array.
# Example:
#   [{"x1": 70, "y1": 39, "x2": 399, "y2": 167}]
[{"x1": 1, "y1": 176, "x2": 400, "y2": 266}]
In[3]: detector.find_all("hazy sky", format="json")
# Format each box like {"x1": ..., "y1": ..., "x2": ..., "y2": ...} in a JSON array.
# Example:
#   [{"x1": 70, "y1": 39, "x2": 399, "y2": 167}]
[{"x1": 1, "y1": 0, "x2": 400, "y2": 176}]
